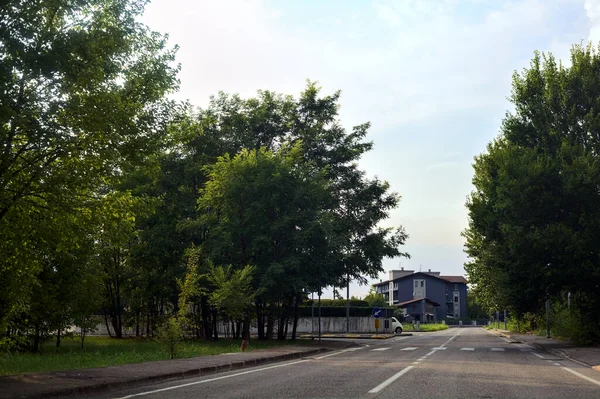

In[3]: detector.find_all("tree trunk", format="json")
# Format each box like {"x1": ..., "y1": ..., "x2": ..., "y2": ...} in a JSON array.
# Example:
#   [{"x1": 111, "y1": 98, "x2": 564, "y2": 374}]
[
  {"x1": 56, "y1": 328, "x2": 61, "y2": 347},
  {"x1": 256, "y1": 301, "x2": 265, "y2": 340},
  {"x1": 104, "y1": 313, "x2": 113, "y2": 337},
  {"x1": 212, "y1": 308, "x2": 219, "y2": 341},
  {"x1": 291, "y1": 293, "x2": 300, "y2": 340},
  {"x1": 266, "y1": 309, "x2": 274, "y2": 340},
  {"x1": 201, "y1": 296, "x2": 211, "y2": 340},
  {"x1": 33, "y1": 324, "x2": 40, "y2": 352},
  {"x1": 242, "y1": 312, "x2": 251, "y2": 341}
]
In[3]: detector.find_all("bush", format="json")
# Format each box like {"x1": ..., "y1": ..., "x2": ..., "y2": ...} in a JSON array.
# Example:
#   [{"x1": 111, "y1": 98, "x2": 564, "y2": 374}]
[{"x1": 157, "y1": 318, "x2": 183, "y2": 359}]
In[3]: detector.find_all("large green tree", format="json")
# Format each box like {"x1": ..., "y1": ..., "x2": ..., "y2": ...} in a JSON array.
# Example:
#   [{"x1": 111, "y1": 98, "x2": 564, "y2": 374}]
[
  {"x1": 199, "y1": 143, "x2": 333, "y2": 340},
  {"x1": 465, "y1": 44, "x2": 600, "y2": 341},
  {"x1": 0, "y1": 0, "x2": 178, "y2": 346}
]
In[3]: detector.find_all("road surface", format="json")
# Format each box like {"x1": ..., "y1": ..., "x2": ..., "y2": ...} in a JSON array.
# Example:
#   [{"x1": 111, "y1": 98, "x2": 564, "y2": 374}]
[{"x1": 98, "y1": 328, "x2": 600, "y2": 398}]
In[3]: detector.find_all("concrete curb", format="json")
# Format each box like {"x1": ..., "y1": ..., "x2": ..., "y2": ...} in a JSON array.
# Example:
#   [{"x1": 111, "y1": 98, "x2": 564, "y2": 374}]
[
  {"x1": 532, "y1": 344, "x2": 594, "y2": 368},
  {"x1": 487, "y1": 329, "x2": 597, "y2": 370},
  {"x1": 14, "y1": 348, "x2": 331, "y2": 399}
]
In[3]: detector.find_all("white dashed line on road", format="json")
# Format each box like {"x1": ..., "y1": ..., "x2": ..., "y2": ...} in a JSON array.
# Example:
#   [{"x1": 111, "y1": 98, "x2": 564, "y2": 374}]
[
  {"x1": 432, "y1": 347, "x2": 447, "y2": 350},
  {"x1": 368, "y1": 366, "x2": 415, "y2": 393},
  {"x1": 371, "y1": 347, "x2": 390, "y2": 351},
  {"x1": 532, "y1": 352, "x2": 546, "y2": 359},
  {"x1": 490, "y1": 348, "x2": 505, "y2": 352},
  {"x1": 460, "y1": 348, "x2": 475, "y2": 351},
  {"x1": 401, "y1": 347, "x2": 418, "y2": 351}
]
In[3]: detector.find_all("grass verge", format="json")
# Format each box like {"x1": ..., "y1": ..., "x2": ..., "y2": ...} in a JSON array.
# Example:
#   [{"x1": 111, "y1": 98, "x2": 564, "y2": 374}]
[
  {"x1": 0, "y1": 336, "x2": 311, "y2": 376},
  {"x1": 403, "y1": 323, "x2": 449, "y2": 332}
]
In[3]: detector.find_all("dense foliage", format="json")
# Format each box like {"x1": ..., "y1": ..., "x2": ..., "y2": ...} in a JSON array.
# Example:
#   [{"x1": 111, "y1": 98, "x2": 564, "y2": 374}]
[
  {"x1": 0, "y1": 1, "x2": 408, "y2": 350},
  {"x1": 464, "y1": 44, "x2": 600, "y2": 343}
]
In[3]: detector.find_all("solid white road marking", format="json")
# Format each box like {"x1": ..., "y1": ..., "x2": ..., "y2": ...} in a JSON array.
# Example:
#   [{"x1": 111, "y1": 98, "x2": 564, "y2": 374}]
[
  {"x1": 401, "y1": 347, "x2": 418, "y2": 351},
  {"x1": 562, "y1": 367, "x2": 600, "y2": 387},
  {"x1": 460, "y1": 348, "x2": 475, "y2": 351},
  {"x1": 490, "y1": 348, "x2": 505, "y2": 352},
  {"x1": 116, "y1": 359, "x2": 310, "y2": 398},
  {"x1": 315, "y1": 349, "x2": 355, "y2": 360},
  {"x1": 532, "y1": 352, "x2": 546, "y2": 359},
  {"x1": 371, "y1": 347, "x2": 390, "y2": 351},
  {"x1": 553, "y1": 362, "x2": 561, "y2": 366},
  {"x1": 368, "y1": 366, "x2": 414, "y2": 393},
  {"x1": 424, "y1": 350, "x2": 436, "y2": 357}
]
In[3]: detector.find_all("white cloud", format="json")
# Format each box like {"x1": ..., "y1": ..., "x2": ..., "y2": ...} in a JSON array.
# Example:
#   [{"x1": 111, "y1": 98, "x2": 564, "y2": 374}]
[{"x1": 585, "y1": 0, "x2": 600, "y2": 43}]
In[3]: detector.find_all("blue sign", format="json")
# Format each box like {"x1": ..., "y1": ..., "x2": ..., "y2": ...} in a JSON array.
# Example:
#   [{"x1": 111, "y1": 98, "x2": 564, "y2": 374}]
[{"x1": 372, "y1": 307, "x2": 382, "y2": 319}]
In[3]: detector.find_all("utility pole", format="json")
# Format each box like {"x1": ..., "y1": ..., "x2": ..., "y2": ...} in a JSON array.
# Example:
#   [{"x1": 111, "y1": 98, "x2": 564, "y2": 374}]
[
  {"x1": 545, "y1": 298, "x2": 550, "y2": 338},
  {"x1": 318, "y1": 288, "x2": 322, "y2": 341},
  {"x1": 346, "y1": 273, "x2": 350, "y2": 333},
  {"x1": 311, "y1": 292, "x2": 314, "y2": 334}
]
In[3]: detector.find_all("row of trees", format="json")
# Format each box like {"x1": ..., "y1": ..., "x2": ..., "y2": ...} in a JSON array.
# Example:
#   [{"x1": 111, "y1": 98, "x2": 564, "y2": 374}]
[
  {"x1": 464, "y1": 44, "x2": 600, "y2": 343},
  {"x1": 0, "y1": 0, "x2": 408, "y2": 351}
]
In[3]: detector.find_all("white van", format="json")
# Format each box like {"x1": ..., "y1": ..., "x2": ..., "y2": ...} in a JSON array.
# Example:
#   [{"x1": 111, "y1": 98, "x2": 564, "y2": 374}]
[{"x1": 391, "y1": 317, "x2": 403, "y2": 334}]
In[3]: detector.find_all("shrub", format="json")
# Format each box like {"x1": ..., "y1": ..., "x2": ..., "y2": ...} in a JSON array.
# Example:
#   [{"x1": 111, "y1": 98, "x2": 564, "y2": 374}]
[{"x1": 157, "y1": 318, "x2": 183, "y2": 359}]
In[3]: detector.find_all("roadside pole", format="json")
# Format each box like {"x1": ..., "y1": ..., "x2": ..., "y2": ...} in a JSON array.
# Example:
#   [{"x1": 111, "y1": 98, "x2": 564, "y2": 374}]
[
  {"x1": 318, "y1": 289, "x2": 322, "y2": 341},
  {"x1": 346, "y1": 273, "x2": 350, "y2": 334},
  {"x1": 545, "y1": 298, "x2": 550, "y2": 338},
  {"x1": 504, "y1": 308, "x2": 507, "y2": 330},
  {"x1": 311, "y1": 292, "x2": 314, "y2": 334}
]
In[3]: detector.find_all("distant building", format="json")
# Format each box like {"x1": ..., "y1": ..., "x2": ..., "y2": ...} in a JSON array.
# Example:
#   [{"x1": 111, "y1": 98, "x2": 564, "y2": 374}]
[{"x1": 373, "y1": 268, "x2": 467, "y2": 322}]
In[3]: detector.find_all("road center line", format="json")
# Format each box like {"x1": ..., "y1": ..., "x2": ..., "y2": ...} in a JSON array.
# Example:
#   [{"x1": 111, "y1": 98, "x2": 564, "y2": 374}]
[
  {"x1": 562, "y1": 367, "x2": 600, "y2": 387},
  {"x1": 368, "y1": 366, "x2": 414, "y2": 393},
  {"x1": 532, "y1": 352, "x2": 545, "y2": 359},
  {"x1": 314, "y1": 349, "x2": 354, "y2": 360},
  {"x1": 439, "y1": 330, "x2": 463, "y2": 348},
  {"x1": 116, "y1": 359, "x2": 310, "y2": 398}
]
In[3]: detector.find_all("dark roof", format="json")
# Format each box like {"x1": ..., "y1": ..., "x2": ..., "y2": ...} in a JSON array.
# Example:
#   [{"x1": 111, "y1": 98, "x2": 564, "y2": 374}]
[
  {"x1": 395, "y1": 297, "x2": 440, "y2": 307},
  {"x1": 373, "y1": 272, "x2": 467, "y2": 286},
  {"x1": 440, "y1": 276, "x2": 468, "y2": 284}
]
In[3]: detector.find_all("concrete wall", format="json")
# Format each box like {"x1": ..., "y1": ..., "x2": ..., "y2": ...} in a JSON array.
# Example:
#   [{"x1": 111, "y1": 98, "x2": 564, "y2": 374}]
[{"x1": 295, "y1": 317, "x2": 382, "y2": 333}]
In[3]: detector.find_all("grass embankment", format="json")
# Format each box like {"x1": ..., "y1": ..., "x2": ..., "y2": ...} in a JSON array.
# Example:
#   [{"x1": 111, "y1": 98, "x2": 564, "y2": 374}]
[
  {"x1": 0, "y1": 336, "x2": 311, "y2": 376},
  {"x1": 403, "y1": 323, "x2": 449, "y2": 332}
]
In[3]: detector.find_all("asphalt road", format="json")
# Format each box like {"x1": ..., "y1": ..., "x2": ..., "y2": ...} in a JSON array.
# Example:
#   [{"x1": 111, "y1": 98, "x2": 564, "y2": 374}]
[{"x1": 99, "y1": 328, "x2": 600, "y2": 399}]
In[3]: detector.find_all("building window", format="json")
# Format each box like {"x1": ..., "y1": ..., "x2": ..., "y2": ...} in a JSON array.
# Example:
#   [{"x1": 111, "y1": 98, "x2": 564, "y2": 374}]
[
  {"x1": 454, "y1": 296, "x2": 459, "y2": 303},
  {"x1": 421, "y1": 281, "x2": 424, "y2": 287},
  {"x1": 415, "y1": 281, "x2": 418, "y2": 288}
]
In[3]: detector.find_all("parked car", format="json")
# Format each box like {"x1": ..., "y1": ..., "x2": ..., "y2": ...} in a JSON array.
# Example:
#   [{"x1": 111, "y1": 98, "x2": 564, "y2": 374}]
[{"x1": 391, "y1": 317, "x2": 403, "y2": 334}]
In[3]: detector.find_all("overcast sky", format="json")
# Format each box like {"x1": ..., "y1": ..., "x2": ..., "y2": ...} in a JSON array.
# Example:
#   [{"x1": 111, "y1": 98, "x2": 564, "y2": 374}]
[{"x1": 142, "y1": 0, "x2": 599, "y2": 298}]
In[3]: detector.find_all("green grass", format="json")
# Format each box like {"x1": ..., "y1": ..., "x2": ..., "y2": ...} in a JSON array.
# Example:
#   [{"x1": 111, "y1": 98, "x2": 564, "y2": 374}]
[
  {"x1": 0, "y1": 336, "x2": 311, "y2": 376},
  {"x1": 403, "y1": 323, "x2": 449, "y2": 332}
]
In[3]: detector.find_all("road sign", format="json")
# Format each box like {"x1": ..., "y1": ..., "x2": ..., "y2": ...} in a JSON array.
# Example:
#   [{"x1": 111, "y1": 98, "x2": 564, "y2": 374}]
[{"x1": 372, "y1": 307, "x2": 382, "y2": 319}]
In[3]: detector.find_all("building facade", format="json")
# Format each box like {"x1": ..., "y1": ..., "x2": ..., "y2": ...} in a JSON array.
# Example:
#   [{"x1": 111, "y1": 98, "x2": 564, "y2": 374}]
[{"x1": 373, "y1": 268, "x2": 467, "y2": 321}]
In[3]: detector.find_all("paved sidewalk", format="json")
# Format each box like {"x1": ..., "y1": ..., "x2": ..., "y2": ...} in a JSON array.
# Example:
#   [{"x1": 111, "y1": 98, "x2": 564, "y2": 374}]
[
  {"x1": 490, "y1": 328, "x2": 600, "y2": 370},
  {"x1": 0, "y1": 341, "x2": 355, "y2": 399}
]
